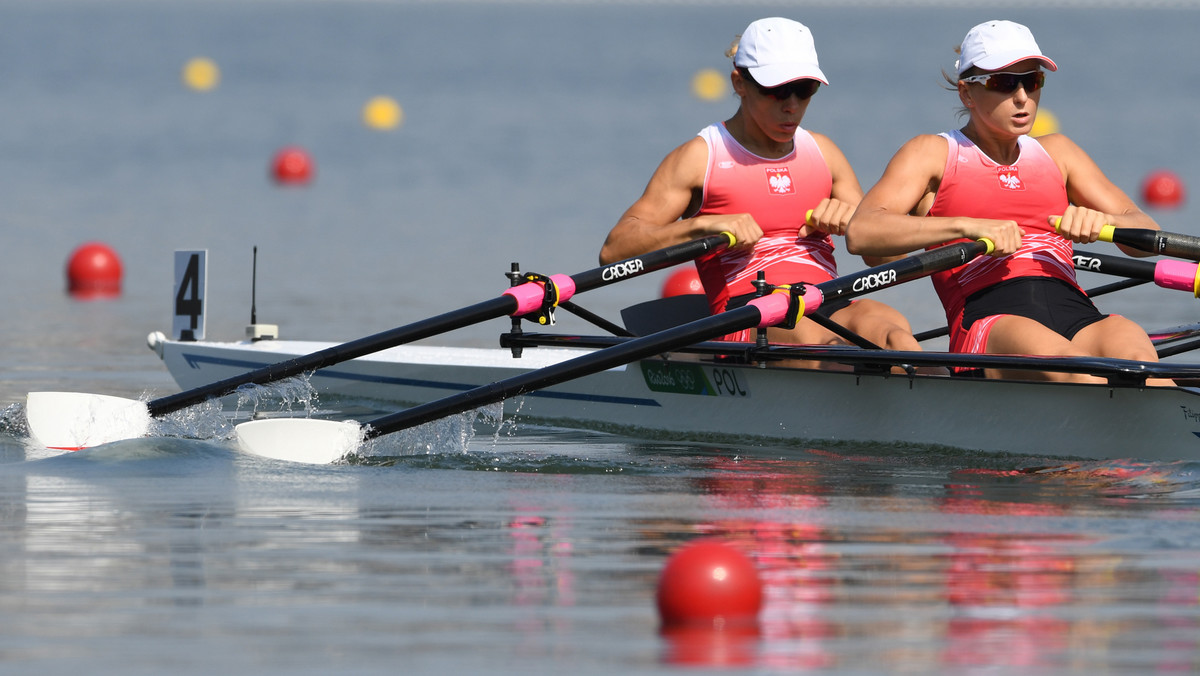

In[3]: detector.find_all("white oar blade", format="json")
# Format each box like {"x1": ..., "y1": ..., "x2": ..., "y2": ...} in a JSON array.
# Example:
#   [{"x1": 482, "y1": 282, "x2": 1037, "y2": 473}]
[
  {"x1": 25, "y1": 392, "x2": 152, "y2": 450},
  {"x1": 234, "y1": 418, "x2": 364, "y2": 464}
]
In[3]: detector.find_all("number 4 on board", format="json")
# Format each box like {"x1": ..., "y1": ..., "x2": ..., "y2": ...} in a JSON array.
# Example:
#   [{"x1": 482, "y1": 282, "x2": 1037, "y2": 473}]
[{"x1": 173, "y1": 250, "x2": 207, "y2": 341}]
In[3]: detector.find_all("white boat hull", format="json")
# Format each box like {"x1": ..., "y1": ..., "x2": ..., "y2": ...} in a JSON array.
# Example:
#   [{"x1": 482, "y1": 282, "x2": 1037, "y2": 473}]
[{"x1": 152, "y1": 336, "x2": 1200, "y2": 461}]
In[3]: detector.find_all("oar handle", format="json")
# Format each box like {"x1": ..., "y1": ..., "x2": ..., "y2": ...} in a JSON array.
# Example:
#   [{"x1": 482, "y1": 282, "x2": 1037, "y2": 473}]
[{"x1": 1055, "y1": 217, "x2": 1200, "y2": 262}]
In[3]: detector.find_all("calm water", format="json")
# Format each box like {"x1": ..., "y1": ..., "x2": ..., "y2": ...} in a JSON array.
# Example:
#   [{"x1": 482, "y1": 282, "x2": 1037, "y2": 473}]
[{"x1": 3, "y1": 1, "x2": 1200, "y2": 673}]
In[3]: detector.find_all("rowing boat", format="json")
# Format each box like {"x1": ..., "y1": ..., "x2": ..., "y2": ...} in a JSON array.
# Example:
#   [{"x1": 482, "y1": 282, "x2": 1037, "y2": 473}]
[
  {"x1": 26, "y1": 237, "x2": 1200, "y2": 463},
  {"x1": 145, "y1": 316, "x2": 1200, "y2": 462}
]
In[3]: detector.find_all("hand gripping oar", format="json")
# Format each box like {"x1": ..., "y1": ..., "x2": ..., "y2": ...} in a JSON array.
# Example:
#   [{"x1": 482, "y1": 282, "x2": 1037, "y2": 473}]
[
  {"x1": 234, "y1": 239, "x2": 993, "y2": 463},
  {"x1": 24, "y1": 233, "x2": 735, "y2": 451},
  {"x1": 1055, "y1": 218, "x2": 1200, "y2": 262}
]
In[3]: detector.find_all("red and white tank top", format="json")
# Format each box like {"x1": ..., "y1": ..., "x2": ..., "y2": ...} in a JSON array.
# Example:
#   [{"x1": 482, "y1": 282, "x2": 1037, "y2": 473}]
[
  {"x1": 927, "y1": 129, "x2": 1078, "y2": 321},
  {"x1": 692, "y1": 123, "x2": 836, "y2": 313}
]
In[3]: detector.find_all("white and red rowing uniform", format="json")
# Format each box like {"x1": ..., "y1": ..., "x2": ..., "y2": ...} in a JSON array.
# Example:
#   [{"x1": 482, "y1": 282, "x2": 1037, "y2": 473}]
[
  {"x1": 691, "y1": 122, "x2": 837, "y2": 322},
  {"x1": 927, "y1": 129, "x2": 1077, "y2": 353}
]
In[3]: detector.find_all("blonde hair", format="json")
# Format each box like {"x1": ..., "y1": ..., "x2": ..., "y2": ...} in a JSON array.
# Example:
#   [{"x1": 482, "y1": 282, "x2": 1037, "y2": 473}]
[{"x1": 945, "y1": 44, "x2": 970, "y2": 119}]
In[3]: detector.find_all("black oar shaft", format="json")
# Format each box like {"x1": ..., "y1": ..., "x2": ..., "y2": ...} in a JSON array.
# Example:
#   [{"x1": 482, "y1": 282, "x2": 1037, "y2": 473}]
[
  {"x1": 148, "y1": 296, "x2": 517, "y2": 416},
  {"x1": 1107, "y1": 228, "x2": 1200, "y2": 262},
  {"x1": 571, "y1": 234, "x2": 732, "y2": 293},
  {"x1": 361, "y1": 239, "x2": 989, "y2": 439},
  {"x1": 817, "y1": 241, "x2": 988, "y2": 305},
  {"x1": 1073, "y1": 251, "x2": 1156, "y2": 281},
  {"x1": 147, "y1": 233, "x2": 733, "y2": 417},
  {"x1": 363, "y1": 306, "x2": 766, "y2": 439}
]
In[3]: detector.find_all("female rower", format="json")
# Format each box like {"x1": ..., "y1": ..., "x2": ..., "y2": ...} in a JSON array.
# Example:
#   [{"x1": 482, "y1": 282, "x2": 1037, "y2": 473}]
[
  {"x1": 845, "y1": 19, "x2": 1167, "y2": 383},
  {"x1": 600, "y1": 17, "x2": 920, "y2": 354}
]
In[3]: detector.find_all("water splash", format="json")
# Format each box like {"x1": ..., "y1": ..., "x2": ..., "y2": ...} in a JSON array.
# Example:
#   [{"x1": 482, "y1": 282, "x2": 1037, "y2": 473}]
[
  {"x1": 355, "y1": 406, "x2": 491, "y2": 459},
  {"x1": 1022, "y1": 459, "x2": 1200, "y2": 499},
  {"x1": 0, "y1": 401, "x2": 30, "y2": 437},
  {"x1": 149, "y1": 375, "x2": 322, "y2": 443},
  {"x1": 231, "y1": 375, "x2": 321, "y2": 420}
]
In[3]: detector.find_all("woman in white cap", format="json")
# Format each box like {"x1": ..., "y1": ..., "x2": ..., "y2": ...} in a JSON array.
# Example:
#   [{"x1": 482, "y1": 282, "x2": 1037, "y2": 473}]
[
  {"x1": 845, "y1": 20, "x2": 1167, "y2": 382},
  {"x1": 600, "y1": 17, "x2": 920, "y2": 353}
]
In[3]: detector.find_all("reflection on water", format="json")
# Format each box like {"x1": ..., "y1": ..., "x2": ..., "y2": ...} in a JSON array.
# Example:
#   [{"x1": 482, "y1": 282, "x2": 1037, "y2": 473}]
[
  {"x1": 658, "y1": 452, "x2": 1200, "y2": 671},
  {"x1": 2, "y1": 432, "x2": 1200, "y2": 673}
]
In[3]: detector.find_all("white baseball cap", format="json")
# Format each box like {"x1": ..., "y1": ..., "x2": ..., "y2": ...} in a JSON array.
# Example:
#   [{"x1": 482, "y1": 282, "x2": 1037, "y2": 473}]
[
  {"x1": 734, "y1": 18, "x2": 828, "y2": 87},
  {"x1": 955, "y1": 20, "x2": 1058, "y2": 76}
]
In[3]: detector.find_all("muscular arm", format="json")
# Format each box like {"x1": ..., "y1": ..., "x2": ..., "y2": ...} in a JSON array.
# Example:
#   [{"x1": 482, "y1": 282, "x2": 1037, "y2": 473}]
[
  {"x1": 846, "y1": 134, "x2": 1023, "y2": 258},
  {"x1": 1039, "y1": 133, "x2": 1160, "y2": 258},
  {"x1": 599, "y1": 137, "x2": 762, "y2": 264},
  {"x1": 809, "y1": 132, "x2": 906, "y2": 266}
]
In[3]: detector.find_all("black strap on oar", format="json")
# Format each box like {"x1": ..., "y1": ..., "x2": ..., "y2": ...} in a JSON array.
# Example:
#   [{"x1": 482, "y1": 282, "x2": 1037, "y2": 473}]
[
  {"x1": 145, "y1": 233, "x2": 734, "y2": 417},
  {"x1": 356, "y1": 239, "x2": 991, "y2": 440}
]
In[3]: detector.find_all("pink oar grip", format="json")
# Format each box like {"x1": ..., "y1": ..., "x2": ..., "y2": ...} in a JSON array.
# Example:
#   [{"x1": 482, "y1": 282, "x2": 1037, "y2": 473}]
[
  {"x1": 1154, "y1": 259, "x2": 1200, "y2": 297},
  {"x1": 747, "y1": 288, "x2": 822, "y2": 327},
  {"x1": 502, "y1": 274, "x2": 578, "y2": 315},
  {"x1": 549, "y1": 274, "x2": 576, "y2": 302}
]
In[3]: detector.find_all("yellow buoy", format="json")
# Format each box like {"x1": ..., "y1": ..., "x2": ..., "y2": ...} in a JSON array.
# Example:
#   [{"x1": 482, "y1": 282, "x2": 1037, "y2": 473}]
[
  {"x1": 691, "y1": 68, "x2": 728, "y2": 102},
  {"x1": 1031, "y1": 108, "x2": 1060, "y2": 137},
  {"x1": 363, "y1": 96, "x2": 404, "y2": 130},
  {"x1": 183, "y1": 57, "x2": 220, "y2": 92}
]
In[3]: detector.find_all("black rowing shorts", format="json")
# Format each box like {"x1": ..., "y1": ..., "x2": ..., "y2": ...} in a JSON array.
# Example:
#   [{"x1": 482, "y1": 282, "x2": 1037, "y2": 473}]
[{"x1": 961, "y1": 276, "x2": 1107, "y2": 339}]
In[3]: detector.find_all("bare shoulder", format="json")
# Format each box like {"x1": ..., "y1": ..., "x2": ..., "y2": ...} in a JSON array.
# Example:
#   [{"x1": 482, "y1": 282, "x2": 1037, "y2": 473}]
[
  {"x1": 806, "y1": 130, "x2": 849, "y2": 162},
  {"x1": 882, "y1": 133, "x2": 950, "y2": 177},
  {"x1": 901, "y1": 133, "x2": 950, "y2": 155},
  {"x1": 807, "y1": 129, "x2": 839, "y2": 150},
  {"x1": 1032, "y1": 132, "x2": 1083, "y2": 154},
  {"x1": 653, "y1": 135, "x2": 710, "y2": 188},
  {"x1": 1031, "y1": 132, "x2": 1100, "y2": 178}
]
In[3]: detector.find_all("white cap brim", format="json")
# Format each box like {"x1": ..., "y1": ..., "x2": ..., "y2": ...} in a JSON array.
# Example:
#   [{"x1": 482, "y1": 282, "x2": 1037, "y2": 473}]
[
  {"x1": 965, "y1": 52, "x2": 1058, "y2": 75},
  {"x1": 745, "y1": 64, "x2": 828, "y2": 88}
]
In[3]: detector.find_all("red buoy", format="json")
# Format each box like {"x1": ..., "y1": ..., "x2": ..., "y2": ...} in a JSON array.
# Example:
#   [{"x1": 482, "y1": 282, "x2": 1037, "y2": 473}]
[
  {"x1": 66, "y1": 242, "x2": 122, "y2": 299},
  {"x1": 661, "y1": 267, "x2": 703, "y2": 298},
  {"x1": 1141, "y1": 169, "x2": 1186, "y2": 209},
  {"x1": 272, "y1": 146, "x2": 314, "y2": 185},
  {"x1": 656, "y1": 538, "x2": 763, "y2": 628}
]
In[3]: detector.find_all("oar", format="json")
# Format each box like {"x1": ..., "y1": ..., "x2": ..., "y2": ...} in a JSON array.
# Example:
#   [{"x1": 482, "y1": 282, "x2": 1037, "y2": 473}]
[
  {"x1": 912, "y1": 248, "x2": 1196, "y2": 343},
  {"x1": 25, "y1": 233, "x2": 735, "y2": 451},
  {"x1": 1072, "y1": 250, "x2": 1200, "y2": 297},
  {"x1": 234, "y1": 239, "x2": 993, "y2": 463},
  {"x1": 1055, "y1": 218, "x2": 1200, "y2": 262}
]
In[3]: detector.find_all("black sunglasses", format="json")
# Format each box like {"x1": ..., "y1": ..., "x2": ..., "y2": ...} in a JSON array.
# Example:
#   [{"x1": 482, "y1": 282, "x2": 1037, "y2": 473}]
[
  {"x1": 740, "y1": 69, "x2": 821, "y2": 101},
  {"x1": 960, "y1": 70, "x2": 1046, "y2": 94}
]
